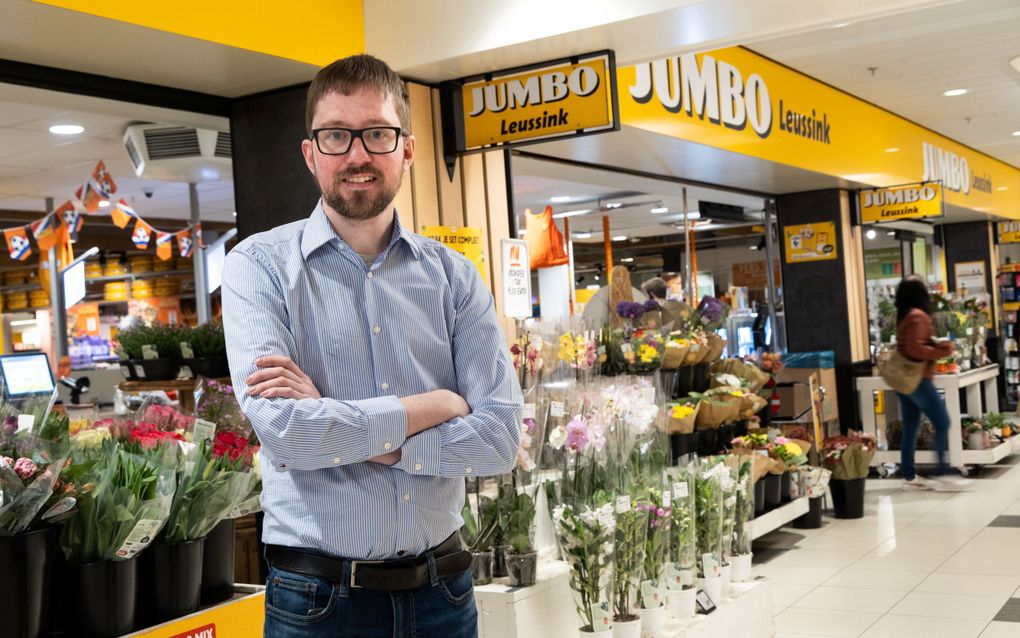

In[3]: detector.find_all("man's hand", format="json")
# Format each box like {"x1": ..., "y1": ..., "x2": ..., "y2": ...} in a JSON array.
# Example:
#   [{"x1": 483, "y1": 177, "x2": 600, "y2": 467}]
[
  {"x1": 368, "y1": 450, "x2": 401, "y2": 466},
  {"x1": 246, "y1": 355, "x2": 321, "y2": 400}
]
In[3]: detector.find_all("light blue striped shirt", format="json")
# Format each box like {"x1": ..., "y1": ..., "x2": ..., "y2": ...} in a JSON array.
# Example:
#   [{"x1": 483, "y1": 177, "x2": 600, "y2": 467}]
[{"x1": 222, "y1": 202, "x2": 521, "y2": 560}]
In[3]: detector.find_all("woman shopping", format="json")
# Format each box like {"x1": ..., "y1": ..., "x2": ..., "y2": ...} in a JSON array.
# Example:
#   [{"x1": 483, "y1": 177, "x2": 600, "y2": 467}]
[{"x1": 894, "y1": 276, "x2": 970, "y2": 491}]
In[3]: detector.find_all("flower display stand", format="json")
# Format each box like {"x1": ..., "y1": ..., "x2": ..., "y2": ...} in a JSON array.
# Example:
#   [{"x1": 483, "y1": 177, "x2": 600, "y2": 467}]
[
  {"x1": 474, "y1": 559, "x2": 578, "y2": 638},
  {"x1": 665, "y1": 580, "x2": 774, "y2": 638},
  {"x1": 748, "y1": 494, "x2": 810, "y2": 540},
  {"x1": 123, "y1": 584, "x2": 265, "y2": 638}
]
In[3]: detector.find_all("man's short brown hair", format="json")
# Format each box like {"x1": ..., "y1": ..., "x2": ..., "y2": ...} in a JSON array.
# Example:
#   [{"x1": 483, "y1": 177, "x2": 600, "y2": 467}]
[{"x1": 305, "y1": 54, "x2": 411, "y2": 136}]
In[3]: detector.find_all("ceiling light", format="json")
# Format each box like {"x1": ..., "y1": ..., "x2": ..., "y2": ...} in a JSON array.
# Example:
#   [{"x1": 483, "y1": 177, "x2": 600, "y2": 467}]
[
  {"x1": 49, "y1": 124, "x2": 84, "y2": 135},
  {"x1": 98, "y1": 200, "x2": 110, "y2": 208},
  {"x1": 574, "y1": 232, "x2": 592, "y2": 239},
  {"x1": 866, "y1": 229, "x2": 877, "y2": 240},
  {"x1": 997, "y1": 187, "x2": 1008, "y2": 191},
  {"x1": 831, "y1": 21, "x2": 852, "y2": 28},
  {"x1": 650, "y1": 206, "x2": 669, "y2": 214},
  {"x1": 10, "y1": 319, "x2": 38, "y2": 327},
  {"x1": 749, "y1": 244, "x2": 759, "y2": 251},
  {"x1": 517, "y1": 230, "x2": 527, "y2": 237},
  {"x1": 621, "y1": 257, "x2": 634, "y2": 263},
  {"x1": 612, "y1": 235, "x2": 627, "y2": 241},
  {"x1": 586, "y1": 285, "x2": 600, "y2": 290},
  {"x1": 605, "y1": 202, "x2": 622, "y2": 209},
  {"x1": 885, "y1": 147, "x2": 899, "y2": 153},
  {"x1": 686, "y1": 211, "x2": 701, "y2": 219},
  {"x1": 552, "y1": 208, "x2": 593, "y2": 219},
  {"x1": 943, "y1": 88, "x2": 967, "y2": 97},
  {"x1": 232, "y1": 211, "x2": 238, "y2": 216},
  {"x1": 1013, "y1": 131, "x2": 1020, "y2": 137},
  {"x1": 887, "y1": 231, "x2": 896, "y2": 237},
  {"x1": 550, "y1": 195, "x2": 571, "y2": 203}
]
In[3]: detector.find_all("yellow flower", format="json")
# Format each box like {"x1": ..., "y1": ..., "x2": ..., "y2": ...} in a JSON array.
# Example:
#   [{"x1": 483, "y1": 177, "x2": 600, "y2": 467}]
[
  {"x1": 671, "y1": 405, "x2": 695, "y2": 419},
  {"x1": 68, "y1": 418, "x2": 89, "y2": 436},
  {"x1": 784, "y1": 443, "x2": 803, "y2": 456},
  {"x1": 639, "y1": 344, "x2": 658, "y2": 363}
]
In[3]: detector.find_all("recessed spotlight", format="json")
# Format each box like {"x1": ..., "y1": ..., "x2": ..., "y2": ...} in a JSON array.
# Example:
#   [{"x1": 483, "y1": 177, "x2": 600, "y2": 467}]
[
  {"x1": 866, "y1": 229, "x2": 877, "y2": 240},
  {"x1": 574, "y1": 232, "x2": 592, "y2": 239},
  {"x1": 686, "y1": 211, "x2": 701, "y2": 220},
  {"x1": 943, "y1": 88, "x2": 967, "y2": 97},
  {"x1": 621, "y1": 257, "x2": 634, "y2": 263},
  {"x1": 650, "y1": 206, "x2": 669, "y2": 214},
  {"x1": 98, "y1": 200, "x2": 110, "y2": 208},
  {"x1": 885, "y1": 147, "x2": 899, "y2": 153},
  {"x1": 605, "y1": 202, "x2": 623, "y2": 209},
  {"x1": 232, "y1": 211, "x2": 238, "y2": 216},
  {"x1": 1013, "y1": 131, "x2": 1020, "y2": 137},
  {"x1": 49, "y1": 124, "x2": 84, "y2": 135},
  {"x1": 552, "y1": 209, "x2": 593, "y2": 219},
  {"x1": 831, "y1": 21, "x2": 852, "y2": 28},
  {"x1": 586, "y1": 285, "x2": 600, "y2": 290},
  {"x1": 613, "y1": 235, "x2": 627, "y2": 241},
  {"x1": 887, "y1": 231, "x2": 896, "y2": 237},
  {"x1": 997, "y1": 186, "x2": 1009, "y2": 191},
  {"x1": 550, "y1": 195, "x2": 571, "y2": 203}
]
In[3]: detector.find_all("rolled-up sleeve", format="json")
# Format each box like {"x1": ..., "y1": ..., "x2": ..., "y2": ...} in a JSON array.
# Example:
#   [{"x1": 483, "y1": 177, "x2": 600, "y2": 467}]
[
  {"x1": 395, "y1": 255, "x2": 522, "y2": 478},
  {"x1": 223, "y1": 246, "x2": 407, "y2": 471}
]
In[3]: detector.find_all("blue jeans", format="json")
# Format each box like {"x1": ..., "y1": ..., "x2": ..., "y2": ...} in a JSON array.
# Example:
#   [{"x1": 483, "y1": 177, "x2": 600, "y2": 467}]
[
  {"x1": 896, "y1": 378, "x2": 950, "y2": 480},
  {"x1": 263, "y1": 558, "x2": 477, "y2": 638}
]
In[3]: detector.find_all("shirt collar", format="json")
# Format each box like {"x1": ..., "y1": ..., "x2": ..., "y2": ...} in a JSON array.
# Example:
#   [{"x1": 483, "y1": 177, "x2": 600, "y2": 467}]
[{"x1": 300, "y1": 200, "x2": 421, "y2": 262}]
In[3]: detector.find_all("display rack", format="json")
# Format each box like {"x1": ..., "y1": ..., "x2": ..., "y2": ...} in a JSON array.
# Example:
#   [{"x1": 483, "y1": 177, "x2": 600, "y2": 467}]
[
  {"x1": 748, "y1": 495, "x2": 810, "y2": 540},
  {"x1": 124, "y1": 585, "x2": 265, "y2": 638},
  {"x1": 997, "y1": 266, "x2": 1020, "y2": 410}
]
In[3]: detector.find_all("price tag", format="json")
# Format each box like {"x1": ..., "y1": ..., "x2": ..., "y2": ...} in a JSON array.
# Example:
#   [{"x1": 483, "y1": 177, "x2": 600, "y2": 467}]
[
  {"x1": 597, "y1": 505, "x2": 615, "y2": 528},
  {"x1": 192, "y1": 419, "x2": 216, "y2": 444},
  {"x1": 228, "y1": 495, "x2": 262, "y2": 519},
  {"x1": 135, "y1": 364, "x2": 146, "y2": 379},
  {"x1": 522, "y1": 403, "x2": 536, "y2": 419},
  {"x1": 142, "y1": 344, "x2": 158, "y2": 360},
  {"x1": 673, "y1": 481, "x2": 688, "y2": 499},
  {"x1": 591, "y1": 601, "x2": 612, "y2": 629},
  {"x1": 616, "y1": 495, "x2": 631, "y2": 513},
  {"x1": 550, "y1": 401, "x2": 565, "y2": 418},
  {"x1": 621, "y1": 343, "x2": 632, "y2": 353},
  {"x1": 597, "y1": 345, "x2": 607, "y2": 356},
  {"x1": 641, "y1": 580, "x2": 662, "y2": 607},
  {"x1": 120, "y1": 365, "x2": 132, "y2": 379},
  {"x1": 179, "y1": 341, "x2": 195, "y2": 358},
  {"x1": 114, "y1": 519, "x2": 163, "y2": 559},
  {"x1": 662, "y1": 490, "x2": 672, "y2": 508},
  {"x1": 665, "y1": 563, "x2": 685, "y2": 591},
  {"x1": 17, "y1": 414, "x2": 34, "y2": 433},
  {"x1": 702, "y1": 553, "x2": 720, "y2": 578}
]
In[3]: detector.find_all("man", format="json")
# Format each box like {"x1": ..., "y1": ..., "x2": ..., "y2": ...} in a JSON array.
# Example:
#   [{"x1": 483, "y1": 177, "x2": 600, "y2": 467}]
[
  {"x1": 222, "y1": 54, "x2": 522, "y2": 638},
  {"x1": 661, "y1": 271, "x2": 684, "y2": 301}
]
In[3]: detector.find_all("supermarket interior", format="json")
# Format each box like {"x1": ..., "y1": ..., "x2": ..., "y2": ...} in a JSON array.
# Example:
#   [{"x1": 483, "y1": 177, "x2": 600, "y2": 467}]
[{"x1": 1, "y1": 1, "x2": 1020, "y2": 637}]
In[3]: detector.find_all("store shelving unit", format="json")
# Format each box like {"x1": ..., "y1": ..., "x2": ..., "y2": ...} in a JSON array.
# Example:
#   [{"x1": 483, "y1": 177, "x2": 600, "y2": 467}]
[
  {"x1": 997, "y1": 265, "x2": 1020, "y2": 410},
  {"x1": 749, "y1": 495, "x2": 810, "y2": 540}
]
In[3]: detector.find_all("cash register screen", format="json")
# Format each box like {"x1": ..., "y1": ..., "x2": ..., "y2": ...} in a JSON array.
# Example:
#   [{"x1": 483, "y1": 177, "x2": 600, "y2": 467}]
[{"x1": 0, "y1": 352, "x2": 55, "y2": 397}]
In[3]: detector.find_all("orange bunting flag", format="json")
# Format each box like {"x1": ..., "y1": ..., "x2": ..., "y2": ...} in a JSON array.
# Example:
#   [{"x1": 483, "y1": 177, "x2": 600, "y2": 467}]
[
  {"x1": 193, "y1": 223, "x2": 203, "y2": 248},
  {"x1": 76, "y1": 181, "x2": 105, "y2": 213},
  {"x1": 30, "y1": 214, "x2": 59, "y2": 252},
  {"x1": 4, "y1": 226, "x2": 33, "y2": 261},
  {"x1": 92, "y1": 160, "x2": 116, "y2": 196},
  {"x1": 176, "y1": 228, "x2": 193, "y2": 258},
  {"x1": 132, "y1": 218, "x2": 153, "y2": 250},
  {"x1": 111, "y1": 199, "x2": 136, "y2": 229},
  {"x1": 56, "y1": 200, "x2": 83, "y2": 241},
  {"x1": 155, "y1": 231, "x2": 173, "y2": 261}
]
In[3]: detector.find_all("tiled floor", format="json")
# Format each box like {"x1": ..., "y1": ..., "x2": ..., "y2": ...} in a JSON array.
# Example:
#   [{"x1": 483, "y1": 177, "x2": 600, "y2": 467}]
[{"x1": 754, "y1": 458, "x2": 1020, "y2": 638}]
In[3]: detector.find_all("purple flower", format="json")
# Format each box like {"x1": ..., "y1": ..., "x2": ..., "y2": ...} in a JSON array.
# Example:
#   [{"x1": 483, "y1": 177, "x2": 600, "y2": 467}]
[
  {"x1": 643, "y1": 299, "x2": 661, "y2": 313},
  {"x1": 565, "y1": 416, "x2": 589, "y2": 453},
  {"x1": 697, "y1": 296, "x2": 725, "y2": 325},
  {"x1": 616, "y1": 301, "x2": 647, "y2": 320},
  {"x1": 3, "y1": 416, "x2": 17, "y2": 436},
  {"x1": 523, "y1": 418, "x2": 536, "y2": 434}
]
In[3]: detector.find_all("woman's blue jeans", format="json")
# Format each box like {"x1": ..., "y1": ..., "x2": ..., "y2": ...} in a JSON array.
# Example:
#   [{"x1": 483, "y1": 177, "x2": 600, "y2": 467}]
[{"x1": 896, "y1": 378, "x2": 950, "y2": 480}]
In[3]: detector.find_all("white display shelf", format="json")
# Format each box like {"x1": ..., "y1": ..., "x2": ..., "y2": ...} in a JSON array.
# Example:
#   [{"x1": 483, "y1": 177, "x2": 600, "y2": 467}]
[
  {"x1": 475, "y1": 560, "x2": 774, "y2": 638},
  {"x1": 872, "y1": 438, "x2": 1015, "y2": 467},
  {"x1": 748, "y1": 496, "x2": 809, "y2": 540}
]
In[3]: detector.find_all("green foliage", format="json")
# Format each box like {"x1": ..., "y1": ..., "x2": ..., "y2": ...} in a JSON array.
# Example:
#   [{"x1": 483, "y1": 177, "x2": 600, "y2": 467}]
[
  {"x1": 115, "y1": 320, "x2": 185, "y2": 359},
  {"x1": 983, "y1": 412, "x2": 1006, "y2": 432},
  {"x1": 185, "y1": 321, "x2": 227, "y2": 358},
  {"x1": 507, "y1": 491, "x2": 536, "y2": 554}
]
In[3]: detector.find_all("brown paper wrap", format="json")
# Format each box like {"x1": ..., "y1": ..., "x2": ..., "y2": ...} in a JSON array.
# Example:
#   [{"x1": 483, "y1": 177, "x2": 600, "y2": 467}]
[
  {"x1": 695, "y1": 395, "x2": 741, "y2": 430},
  {"x1": 661, "y1": 341, "x2": 691, "y2": 370},
  {"x1": 740, "y1": 393, "x2": 768, "y2": 418},
  {"x1": 704, "y1": 333, "x2": 728, "y2": 362},
  {"x1": 731, "y1": 451, "x2": 775, "y2": 483},
  {"x1": 666, "y1": 402, "x2": 700, "y2": 434},
  {"x1": 710, "y1": 359, "x2": 771, "y2": 394}
]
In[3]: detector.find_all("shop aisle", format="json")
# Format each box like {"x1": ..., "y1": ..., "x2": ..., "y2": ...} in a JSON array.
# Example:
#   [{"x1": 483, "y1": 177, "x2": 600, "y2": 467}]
[{"x1": 753, "y1": 461, "x2": 1020, "y2": 638}]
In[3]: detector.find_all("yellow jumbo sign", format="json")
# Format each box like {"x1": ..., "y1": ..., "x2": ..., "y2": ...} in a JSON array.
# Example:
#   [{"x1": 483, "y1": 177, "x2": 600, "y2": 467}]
[
  {"x1": 998, "y1": 221, "x2": 1020, "y2": 245},
  {"x1": 457, "y1": 53, "x2": 616, "y2": 150},
  {"x1": 618, "y1": 47, "x2": 1020, "y2": 219},
  {"x1": 859, "y1": 183, "x2": 944, "y2": 223}
]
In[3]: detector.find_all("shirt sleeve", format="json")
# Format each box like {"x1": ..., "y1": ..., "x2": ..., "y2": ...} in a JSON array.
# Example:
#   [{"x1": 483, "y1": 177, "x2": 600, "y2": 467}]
[
  {"x1": 395, "y1": 253, "x2": 522, "y2": 478},
  {"x1": 898, "y1": 311, "x2": 951, "y2": 362},
  {"x1": 222, "y1": 246, "x2": 408, "y2": 471}
]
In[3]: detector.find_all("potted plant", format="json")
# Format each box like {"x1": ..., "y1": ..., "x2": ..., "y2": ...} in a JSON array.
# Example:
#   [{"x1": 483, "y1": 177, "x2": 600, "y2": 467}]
[
  {"x1": 115, "y1": 320, "x2": 183, "y2": 381},
  {"x1": 729, "y1": 457, "x2": 755, "y2": 582},
  {"x1": 181, "y1": 321, "x2": 229, "y2": 379},
  {"x1": 460, "y1": 480, "x2": 499, "y2": 585},
  {"x1": 665, "y1": 462, "x2": 697, "y2": 621},
  {"x1": 963, "y1": 417, "x2": 987, "y2": 450},
  {"x1": 984, "y1": 412, "x2": 1007, "y2": 444},
  {"x1": 695, "y1": 458, "x2": 729, "y2": 607},
  {"x1": 610, "y1": 491, "x2": 648, "y2": 638},
  {"x1": 821, "y1": 432, "x2": 876, "y2": 519}
]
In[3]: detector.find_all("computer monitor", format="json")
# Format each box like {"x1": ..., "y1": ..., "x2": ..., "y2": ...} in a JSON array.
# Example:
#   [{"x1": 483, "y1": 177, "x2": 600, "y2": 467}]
[
  {"x1": 0, "y1": 352, "x2": 56, "y2": 398},
  {"x1": 63, "y1": 258, "x2": 86, "y2": 309}
]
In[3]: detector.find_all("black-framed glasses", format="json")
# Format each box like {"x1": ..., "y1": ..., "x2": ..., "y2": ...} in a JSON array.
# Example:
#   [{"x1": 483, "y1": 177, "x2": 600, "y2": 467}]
[{"x1": 310, "y1": 126, "x2": 405, "y2": 155}]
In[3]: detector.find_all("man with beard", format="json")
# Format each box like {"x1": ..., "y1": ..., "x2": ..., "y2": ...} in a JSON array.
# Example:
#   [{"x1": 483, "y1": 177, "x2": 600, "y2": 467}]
[{"x1": 221, "y1": 55, "x2": 521, "y2": 638}]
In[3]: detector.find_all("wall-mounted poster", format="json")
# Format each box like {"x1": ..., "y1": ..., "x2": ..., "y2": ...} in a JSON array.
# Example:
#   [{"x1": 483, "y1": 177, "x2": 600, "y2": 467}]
[{"x1": 784, "y1": 222, "x2": 837, "y2": 263}]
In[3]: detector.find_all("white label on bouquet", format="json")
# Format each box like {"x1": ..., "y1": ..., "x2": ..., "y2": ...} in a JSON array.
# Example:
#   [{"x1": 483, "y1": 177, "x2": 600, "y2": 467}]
[
  {"x1": 229, "y1": 495, "x2": 262, "y2": 519},
  {"x1": 621, "y1": 343, "x2": 632, "y2": 353},
  {"x1": 17, "y1": 414, "x2": 34, "y2": 433},
  {"x1": 135, "y1": 364, "x2": 146, "y2": 379},
  {"x1": 616, "y1": 495, "x2": 631, "y2": 513},
  {"x1": 522, "y1": 403, "x2": 536, "y2": 420},
  {"x1": 179, "y1": 341, "x2": 195, "y2": 358},
  {"x1": 666, "y1": 563, "x2": 685, "y2": 591},
  {"x1": 641, "y1": 580, "x2": 662, "y2": 607},
  {"x1": 681, "y1": 569, "x2": 695, "y2": 588},
  {"x1": 673, "y1": 481, "x2": 688, "y2": 499},
  {"x1": 192, "y1": 419, "x2": 216, "y2": 444},
  {"x1": 115, "y1": 518, "x2": 162, "y2": 559},
  {"x1": 179, "y1": 365, "x2": 193, "y2": 380},
  {"x1": 597, "y1": 345, "x2": 607, "y2": 356},
  {"x1": 142, "y1": 344, "x2": 159, "y2": 360},
  {"x1": 702, "y1": 553, "x2": 720, "y2": 578},
  {"x1": 662, "y1": 490, "x2": 672, "y2": 508},
  {"x1": 598, "y1": 507, "x2": 615, "y2": 528},
  {"x1": 592, "y1": 601, "x2": 612, "y2": 629},
  {"x1": 966, "y1": 328, "x2": 974, "y2": 336},
  {"x1": 550, "y1": 401, "x2": 565, "y2": 418}
]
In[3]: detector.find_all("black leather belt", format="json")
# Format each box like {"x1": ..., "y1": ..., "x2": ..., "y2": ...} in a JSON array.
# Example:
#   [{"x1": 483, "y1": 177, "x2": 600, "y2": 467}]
[{"x1": 266, "y1": 533, "x2": 472, "y2": 591}]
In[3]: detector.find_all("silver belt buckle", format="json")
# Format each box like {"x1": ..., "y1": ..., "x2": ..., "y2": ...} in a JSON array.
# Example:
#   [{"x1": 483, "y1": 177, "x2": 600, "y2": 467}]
[{"x1": 349, "y1": 559, "x2": 383, "y2": 588}]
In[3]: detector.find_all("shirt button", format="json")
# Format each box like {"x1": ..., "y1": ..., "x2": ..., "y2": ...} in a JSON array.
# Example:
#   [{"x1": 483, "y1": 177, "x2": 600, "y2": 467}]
[
  {"x1": 383, "y1": 441, "x2": 392, "y2": 450},
  {"x1": 414, "y1": 462, "x2": 423, "y2": 471},
  {"x1": 367, "y1": 271, "x2": 374, "y2": 279},
  {"x1": 381, "y1": 382, "x2": 390, "y2": 391},
  {"x1": 403, "y1": 493, "x2": 411, "y2": 502},
  {"x1": 373, "y1": 325, "x2": 381, "y2": 334},
  {"x1": 465, "y1": 466, "x2": 473, "y2": 474},
  {"x1": 333, "y1": 457, "x2": 341, "y2": 464}
]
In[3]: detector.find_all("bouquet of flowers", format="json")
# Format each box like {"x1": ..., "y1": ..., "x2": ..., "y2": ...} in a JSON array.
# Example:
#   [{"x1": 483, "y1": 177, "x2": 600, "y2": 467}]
[
  {"x1": 665, "y1": 461, "x2": 697, "y2": 591},
  {"x1": 162, "y1": 433, "x2": 257, "y2": 543},
  {"x1": 622, "y1": 329, "x2": 664, "y2": 375},
  {"x1": 59, "y1": 432, "x2": 178, "y2": 563},
  {"x1": 693, "y1": 296, "x2": 730, "y2": 331},
  {"x1": 696, "y1": 458, "x2": 730, "y2": 579},
  {"x1": 137, "y1": 401, "x2": 195, "y2": 435},
  {"x1": 665, "y1": 401, "x2": 699, "y2": 435},
  {"x1": 610, "y1": 490, "x2": 648, "y2": 624},
  {"x1": 552, "y1": 497, "x2": 616, "y2": 634},
  {"x1": 821, "y1": 431, "x2": 877, "y2": 480},
  {"x1": 637, "y1": 482, "x2": 671, "y2": 610},
  {"x1": 719, "y1": 463, "x2": 739, "y2": 569},
  {"x1": 0, "y1": 406, "x2": 70, "y2": 535},
  {"x1": 731, "y1": 457, "x2": 754, "y2": 558},
  {"x1": 712, "y1": 359, "x2": 771, "y2": 394},
  {"x1": 768, "y1": 436, "x2": 809, "y2": 470}
]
